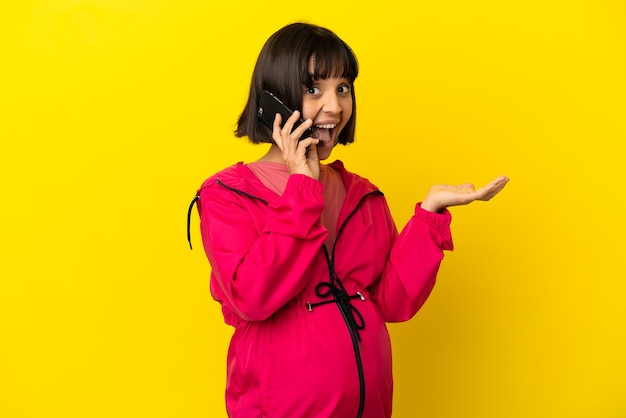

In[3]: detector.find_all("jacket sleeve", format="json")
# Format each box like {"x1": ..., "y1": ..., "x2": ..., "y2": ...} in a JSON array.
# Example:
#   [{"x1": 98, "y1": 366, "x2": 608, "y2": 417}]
[
  {"x1": 197, "y1": 174, "x2": 328, "y2": 322},
  {"x1": 369, "y1": 202, "x2": 454, "y2": 322}
]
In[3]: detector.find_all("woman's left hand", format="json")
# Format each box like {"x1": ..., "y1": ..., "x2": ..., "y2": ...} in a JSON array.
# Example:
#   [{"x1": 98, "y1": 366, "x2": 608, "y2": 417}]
[{"x1": 420, "y1": 175, "x2": 510, "y2": 213}]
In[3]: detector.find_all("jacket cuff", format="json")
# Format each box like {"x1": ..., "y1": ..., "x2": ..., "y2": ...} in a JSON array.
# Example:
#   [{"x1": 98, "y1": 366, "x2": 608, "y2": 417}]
[
  {"x1": 415, "y1": 202, "x2": 452, "y2": 229},
  {"x1": 285, "y1": 174, "x2": 324, "y2": 197}
]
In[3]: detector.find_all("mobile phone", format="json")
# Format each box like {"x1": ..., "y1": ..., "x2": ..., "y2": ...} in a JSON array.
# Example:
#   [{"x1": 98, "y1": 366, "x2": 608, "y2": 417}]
[{"x1": 257, "y1": 90, "x2": 312, "y2": 140}]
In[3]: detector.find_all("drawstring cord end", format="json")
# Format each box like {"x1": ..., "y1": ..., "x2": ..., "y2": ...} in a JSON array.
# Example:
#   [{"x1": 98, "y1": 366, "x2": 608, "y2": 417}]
[{"x1": 187, "y1": 195, "x2": 200, "y2": 250}]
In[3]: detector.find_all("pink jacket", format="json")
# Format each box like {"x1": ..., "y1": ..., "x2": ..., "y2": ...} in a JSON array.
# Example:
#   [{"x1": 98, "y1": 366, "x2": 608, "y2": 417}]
[{"x1": 190, "y1": 161, "x2": 453, "y2": 418}]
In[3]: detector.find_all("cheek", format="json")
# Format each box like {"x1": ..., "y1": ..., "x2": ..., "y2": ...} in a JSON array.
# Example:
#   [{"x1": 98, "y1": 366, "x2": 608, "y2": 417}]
[
  {"x1": 341, "y1": 100, "x2": 353, "y2": 123},
  {"x1": 301, "y1": 100, "x2": 316, "y2": 120}
]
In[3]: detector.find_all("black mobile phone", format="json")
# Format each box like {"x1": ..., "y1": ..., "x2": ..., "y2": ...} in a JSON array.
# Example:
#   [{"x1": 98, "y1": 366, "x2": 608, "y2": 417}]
[{"x1": 257, "y1": 90, "x2": 312, "y2": 140}]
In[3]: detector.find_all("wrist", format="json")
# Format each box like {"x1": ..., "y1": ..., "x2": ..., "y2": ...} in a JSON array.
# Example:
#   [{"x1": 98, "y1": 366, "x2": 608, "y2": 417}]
[{"x1": 420, "y1": 199, "x2": 441, "y2": 213}]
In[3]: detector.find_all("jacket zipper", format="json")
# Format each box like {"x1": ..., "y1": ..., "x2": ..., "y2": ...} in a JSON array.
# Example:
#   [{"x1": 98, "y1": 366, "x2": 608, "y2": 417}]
[{"x1": 325, "y1": 190, "x2": 382, "y2": 418}]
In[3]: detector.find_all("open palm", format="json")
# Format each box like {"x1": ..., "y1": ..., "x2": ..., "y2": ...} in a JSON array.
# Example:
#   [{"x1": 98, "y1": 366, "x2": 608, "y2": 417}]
[{"x1": 421, "y1": 175, "x2": 510, "y2": 213}]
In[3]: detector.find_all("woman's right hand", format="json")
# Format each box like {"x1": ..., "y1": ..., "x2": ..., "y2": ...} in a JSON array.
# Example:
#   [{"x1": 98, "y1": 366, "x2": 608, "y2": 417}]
[{"x1": 272, "y1": 111, "x2": 320, "y2": 179}]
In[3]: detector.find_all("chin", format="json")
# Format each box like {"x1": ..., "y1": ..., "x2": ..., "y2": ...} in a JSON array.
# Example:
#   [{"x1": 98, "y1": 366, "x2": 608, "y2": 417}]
[
  {"x1": 315, "y1": 134, "x2": 340, "y2": 159},
  {"x1": 316, "y1": 150, "x2": 333, "y2": 161}
]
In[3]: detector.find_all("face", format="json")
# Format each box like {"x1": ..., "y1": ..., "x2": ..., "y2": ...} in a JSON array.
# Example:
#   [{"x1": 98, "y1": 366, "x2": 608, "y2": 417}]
[{"x1": 301, "y1": 62, "x2": 353, "y2": 161}]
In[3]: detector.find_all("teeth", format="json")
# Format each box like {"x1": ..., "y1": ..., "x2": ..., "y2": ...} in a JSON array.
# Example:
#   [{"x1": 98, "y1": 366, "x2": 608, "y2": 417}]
[{"x1": 315, "y1": 124, "x2": 336, "y2": 129}]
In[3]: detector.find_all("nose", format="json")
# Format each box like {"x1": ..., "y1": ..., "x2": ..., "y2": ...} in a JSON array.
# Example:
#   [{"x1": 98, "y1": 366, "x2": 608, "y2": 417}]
[{"x1": 322, "y1": 92, "x2": 342, "y2": 114}]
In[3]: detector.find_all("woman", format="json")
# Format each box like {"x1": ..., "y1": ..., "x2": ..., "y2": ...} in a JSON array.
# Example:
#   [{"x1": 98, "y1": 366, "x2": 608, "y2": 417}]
[{"x1": 188, "y1": 22, "x2": 508, "y2": 418}]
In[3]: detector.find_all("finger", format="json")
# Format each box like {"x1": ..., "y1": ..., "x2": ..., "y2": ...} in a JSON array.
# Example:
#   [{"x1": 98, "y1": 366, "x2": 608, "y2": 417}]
[
  {"x1": 272, "y1": 113, "x2": 284, "y2": 147},
  {"x1": 280, "y1": 111, "x2": 304, "y2": 154},
  {"x1": 281, "y1": 110, "x2": 302, "y2": 138},
  {"x1": 488, "y1": 176, "x2": 510, "y2": 188},
  {"x1": 273, "y1": 112, "x2": 283, "y2": 131},
  {"x1": 487, "y1": 176, "x2": 510, "y2": 195},
  {"x1": 291, "y1": 117, "x2": 313, "y2": 140},
  {"x1": 478, "y1": 176, "x2": 509, "y2": 191},
  {"x1": 286, "y1": 109, "x2": 303, "y2": 126},
  {"x1": 299, "y1": 136, "x2": 319, "y2": 154},
  {"x1": 303, "y1": 139, "x2": 320, "y2": 162},
  {"x1": 476, "y1": 176, "x2": 510, "y2": 200}
]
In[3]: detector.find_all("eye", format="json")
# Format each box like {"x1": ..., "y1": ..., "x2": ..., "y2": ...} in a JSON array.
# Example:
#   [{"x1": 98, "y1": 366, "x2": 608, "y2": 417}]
[
  {"x1": 338, "y1": 84, "x2": 351, "y2": 94},
  {"x1": 305, "y1": 86, "x2": 320, "y2": 95}
]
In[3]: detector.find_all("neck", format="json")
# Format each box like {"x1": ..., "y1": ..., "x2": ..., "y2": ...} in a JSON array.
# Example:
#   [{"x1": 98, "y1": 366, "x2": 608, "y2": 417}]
[
  {"x1": 255, "y1": 144, "x2": 326, "y2": 171},
  {"x1": 255, "y1": 144, "x2": 284, "y2": 163}
]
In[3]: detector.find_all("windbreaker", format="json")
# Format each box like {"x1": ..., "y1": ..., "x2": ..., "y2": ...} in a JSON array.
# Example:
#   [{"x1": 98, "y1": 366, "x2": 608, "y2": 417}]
[{"x1": 188, "y1": 160, "x2": 454, "y2": 418}]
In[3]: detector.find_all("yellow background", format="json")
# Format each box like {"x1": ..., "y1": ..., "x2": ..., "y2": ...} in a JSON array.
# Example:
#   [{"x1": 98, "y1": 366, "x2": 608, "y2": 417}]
[{"x1": 1, "y1": 1, "x2": 625, "y2": 417}]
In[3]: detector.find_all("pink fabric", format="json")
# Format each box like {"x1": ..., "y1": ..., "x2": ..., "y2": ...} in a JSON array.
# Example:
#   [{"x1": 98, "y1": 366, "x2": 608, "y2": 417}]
[
  {"x1": 247, "y1": 161, "x2": 290, "y2": 196},
  {"x1": 318, "y1": 164, "x2": 346, "y2": 248},
  {"x1": 195, "y1": 160, "x2": 453, "y2": 418}
]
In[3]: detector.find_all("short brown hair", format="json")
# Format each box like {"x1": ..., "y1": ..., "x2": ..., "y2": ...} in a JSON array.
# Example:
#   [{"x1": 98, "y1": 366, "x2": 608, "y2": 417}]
[{"x1": 235, "y1": 23, "x2": 359, "y2": 145}]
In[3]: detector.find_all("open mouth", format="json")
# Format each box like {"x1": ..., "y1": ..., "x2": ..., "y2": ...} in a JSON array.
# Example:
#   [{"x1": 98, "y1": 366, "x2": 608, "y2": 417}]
[{"x1": 312, "y1": 124, "x2": 336, "y2": 143}]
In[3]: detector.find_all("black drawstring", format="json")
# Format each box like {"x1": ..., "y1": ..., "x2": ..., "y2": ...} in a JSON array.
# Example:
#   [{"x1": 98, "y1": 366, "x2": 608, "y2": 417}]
[
  {"x1": 306, "y1": 273, "x2": 367, "y2": 418},
  {"x1": 187, "y1": 196, "x2": 200, "y2": 250},
  {"x1": 307, "y1": 246, "x2": 368, "y2": 418},
  {"x1": 187, "y1": 180, "x2": 269, "y2": 251},
  {"x1": 306, "y1": 279, "x2": 366, "y2": 342}
]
